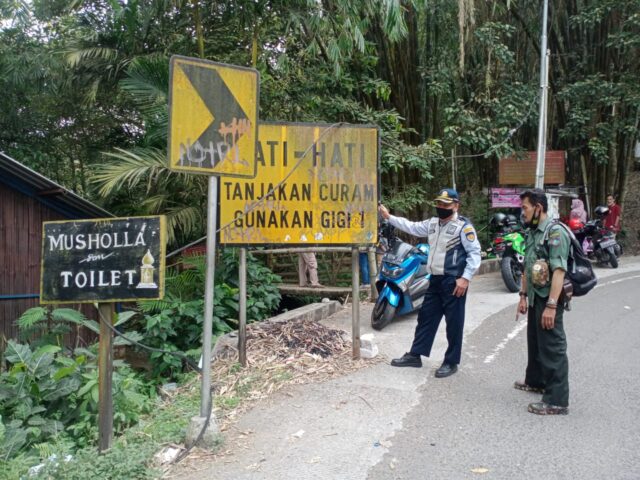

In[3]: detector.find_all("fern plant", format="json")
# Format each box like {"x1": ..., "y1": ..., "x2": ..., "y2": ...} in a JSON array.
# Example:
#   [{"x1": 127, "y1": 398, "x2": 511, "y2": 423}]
[
  {"x1": 16, "y1": 307, "x2": 92, "y2": 348},
  {"x1": 15, "y1": 307, "x2": 142, "y2": 350}
]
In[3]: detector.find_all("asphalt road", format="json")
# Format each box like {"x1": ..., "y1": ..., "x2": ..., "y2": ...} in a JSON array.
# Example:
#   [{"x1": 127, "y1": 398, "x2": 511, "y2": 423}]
[{"x1": 367, "y1": 272, "x2": 640, "y2": 480}]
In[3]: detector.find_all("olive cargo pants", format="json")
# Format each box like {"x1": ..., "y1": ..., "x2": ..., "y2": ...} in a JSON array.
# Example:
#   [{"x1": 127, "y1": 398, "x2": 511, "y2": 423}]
[{"x1": 525, "y1": 294, "x2": 570, "y2": 407}]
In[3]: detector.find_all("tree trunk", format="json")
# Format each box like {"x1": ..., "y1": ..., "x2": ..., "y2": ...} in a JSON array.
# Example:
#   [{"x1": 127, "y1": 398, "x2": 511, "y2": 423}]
[
  {"x1": 192, "y1": 0, "x2": 205, "y2": 58},
  {"x1": 619, "y1": 106, "x2": 640, "y2": 208},
  {"x1": 606, "y1": 103, "x2": 618, "y2": 195}
]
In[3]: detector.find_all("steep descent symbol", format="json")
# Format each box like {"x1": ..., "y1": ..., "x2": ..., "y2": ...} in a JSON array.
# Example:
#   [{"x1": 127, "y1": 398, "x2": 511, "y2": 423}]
[
  {"x1": 169, "y1": 56, "x2": 258, "y2": 177},
  {"x1": 179, "y1": 63, "x2": 249, "y2": 168},
  {"x1": 171, "y1": 65, "x2": 214, "y2": 168}
]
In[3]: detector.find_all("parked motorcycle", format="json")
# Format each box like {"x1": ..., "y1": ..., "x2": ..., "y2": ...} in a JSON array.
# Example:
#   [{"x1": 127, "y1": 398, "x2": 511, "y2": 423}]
[
  {"x1": 573, "y1": 206, "x2": 622, "y2": 269},
  {"x1": 371, "y1": 222, "x2": 431, "y2": 330},
  {"x1": 487, "y1": 213, "x2": 526, "y2": 292}
]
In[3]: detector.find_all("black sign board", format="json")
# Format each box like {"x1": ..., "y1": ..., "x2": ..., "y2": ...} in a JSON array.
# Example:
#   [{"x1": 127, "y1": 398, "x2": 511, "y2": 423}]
[{"x1": 40, "y1": 216, "x2": 166, "y2": 303}]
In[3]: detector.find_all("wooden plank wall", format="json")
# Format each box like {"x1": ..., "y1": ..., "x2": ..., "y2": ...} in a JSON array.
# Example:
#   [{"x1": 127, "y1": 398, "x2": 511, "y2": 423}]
[{"x1": 0, "y1": 182, "x2": 97, "y2": 347}]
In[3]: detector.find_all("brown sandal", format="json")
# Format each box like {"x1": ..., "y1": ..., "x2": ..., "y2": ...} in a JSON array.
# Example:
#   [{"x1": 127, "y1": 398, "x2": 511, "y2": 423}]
[
  {"x1": 528, "y1": 402, "x2": 569, "y2": 415},
  {"x1": 514, "y1": 381, "x2": 545, "y2": 394}
]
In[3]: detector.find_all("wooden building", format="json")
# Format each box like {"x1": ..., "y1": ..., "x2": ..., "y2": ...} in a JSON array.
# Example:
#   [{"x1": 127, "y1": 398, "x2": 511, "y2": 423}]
[{"x1": 0, "y1": 152, "x2": 112, "y2": 343}]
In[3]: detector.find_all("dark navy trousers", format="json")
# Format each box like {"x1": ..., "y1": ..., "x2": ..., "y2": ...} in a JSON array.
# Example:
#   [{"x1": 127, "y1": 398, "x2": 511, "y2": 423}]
[{"x1": 409, "y1": 275, "x2": 467, "y2": 365}]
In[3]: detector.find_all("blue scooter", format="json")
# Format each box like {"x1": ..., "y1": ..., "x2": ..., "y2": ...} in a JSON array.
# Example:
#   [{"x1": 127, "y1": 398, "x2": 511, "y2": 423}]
[{"x1": 371, "y1": 222, "x2": 431, "y2": 330}]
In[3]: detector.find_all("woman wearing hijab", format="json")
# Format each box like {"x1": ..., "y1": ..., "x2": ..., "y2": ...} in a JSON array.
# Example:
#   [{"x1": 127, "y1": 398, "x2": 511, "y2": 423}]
[{"x1": 570, "y1": 199, "x2": 587, "y2": 223}]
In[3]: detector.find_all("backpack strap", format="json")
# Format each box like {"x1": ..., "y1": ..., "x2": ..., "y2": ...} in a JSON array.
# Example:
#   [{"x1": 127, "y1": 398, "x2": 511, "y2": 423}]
[
  {"x1": 539, "y1": 220, "x2": 580, "y2": 264},
  {"x1": 541, "y1": 219, "x2": 559, "y2": 243},
  {"x1": 542, "y1": 220, "x2": 576, "y2": 245},
  {"x1": 541, "y1": 220, "x2": 576, "y2": 307},
  {"x1": 537, "y1": 220, "x2": 557, "y2": 257}
]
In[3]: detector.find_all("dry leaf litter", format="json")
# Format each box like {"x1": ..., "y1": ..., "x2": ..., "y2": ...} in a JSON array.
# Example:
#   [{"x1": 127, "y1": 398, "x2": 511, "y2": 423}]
[
  {"x1": 212, "y1": 319, "x2": 382, "y2": 426},
  {"x1": 163, "y1": 319, "x2": 382, "y2": 475}
]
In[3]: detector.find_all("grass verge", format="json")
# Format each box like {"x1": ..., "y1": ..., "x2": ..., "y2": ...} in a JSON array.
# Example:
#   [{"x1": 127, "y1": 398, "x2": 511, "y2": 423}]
[{"x1": 0, "y1": 374, "x2": 201, "y2": 480}]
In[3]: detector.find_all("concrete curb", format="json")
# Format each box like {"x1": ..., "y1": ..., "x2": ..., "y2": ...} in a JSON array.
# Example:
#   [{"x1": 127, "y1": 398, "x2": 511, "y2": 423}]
[
  {"x1": 478, "y1": 258, "x2": 501, "y2": 275},
  {"x1": 268, "y1": 299, "x2": 342, "y2": 323},
  {"x1": 212, "y1": 260, "x2": 497, "y2": 359}
]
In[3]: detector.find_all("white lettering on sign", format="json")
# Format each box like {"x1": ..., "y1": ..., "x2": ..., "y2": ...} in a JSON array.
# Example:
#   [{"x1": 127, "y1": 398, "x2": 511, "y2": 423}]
[
  {"x1": 79, "y1": 252, "x2": 115, "y2": 264},
  {"x1": 179, "y1": 118, "x2": 252, "y2": 168},
  {"x1": 48, "y1": 232, "x2": 146, "y2": 252},
  {"x1": 59, "y1": 269, "x2": 139, "y2": 289}
]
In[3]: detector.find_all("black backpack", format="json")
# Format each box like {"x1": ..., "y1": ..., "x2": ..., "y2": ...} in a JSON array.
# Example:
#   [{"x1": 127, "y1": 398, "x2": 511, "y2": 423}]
[{"x1": 542, "y1": 221, "x2": 597, "y2": 297}]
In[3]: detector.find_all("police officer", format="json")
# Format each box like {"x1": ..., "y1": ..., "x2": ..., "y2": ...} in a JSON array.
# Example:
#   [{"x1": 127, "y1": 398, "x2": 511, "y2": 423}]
[
  {"x1": 515, "y1": 188, "x2": 571, "y2": 415},
  {"x1": 378, "y1": 188, "x2": 481, "y2": 377}
]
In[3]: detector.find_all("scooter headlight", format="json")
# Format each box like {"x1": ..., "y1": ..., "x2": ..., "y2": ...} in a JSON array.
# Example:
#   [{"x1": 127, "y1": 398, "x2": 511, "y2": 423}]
[{"x1": 381, "y1": 264, "x2": 403, "y2": 278}]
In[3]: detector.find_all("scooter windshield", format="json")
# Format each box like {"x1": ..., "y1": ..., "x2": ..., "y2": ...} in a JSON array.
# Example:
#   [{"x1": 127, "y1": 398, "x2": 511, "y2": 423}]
[{"x1": 384, "y1": 241, "x2": 416, "y2": 266}]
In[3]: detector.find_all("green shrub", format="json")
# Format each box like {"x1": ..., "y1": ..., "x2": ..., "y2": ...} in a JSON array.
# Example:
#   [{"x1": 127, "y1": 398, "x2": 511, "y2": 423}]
[
  {"x1": 0, "y1": 307, "x2": 154, "y2": 461},
  {"x1": 217, "y1": 249, "x2": 282, "y2": 322},
  {"x1": 131, "y1": 249, "x2": 282, "y2": 379},
  {"x1": 0, "y1": 373, "x2": 200, "y2": 480},
  {"x1": 0, "y1": 335, "x2": 153, "y2": 460},
  {"x1": 29, "y1": 443, "x2": 159, "y2": 480}
]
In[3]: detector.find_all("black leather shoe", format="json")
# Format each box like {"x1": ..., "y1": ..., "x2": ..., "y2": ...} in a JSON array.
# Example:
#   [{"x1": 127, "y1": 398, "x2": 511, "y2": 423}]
[
  {"x1": 435, "y1": 363, "x2": 458, "y2": 378},
  {"x1": 390, "y1": 352, "x2": 422, "y2": 368}
]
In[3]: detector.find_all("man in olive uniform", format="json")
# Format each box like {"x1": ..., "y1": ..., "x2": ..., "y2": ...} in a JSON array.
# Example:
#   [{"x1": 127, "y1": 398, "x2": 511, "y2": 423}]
[{"x1": 515, "y1": 189, "x2": 571, "y2": 415}]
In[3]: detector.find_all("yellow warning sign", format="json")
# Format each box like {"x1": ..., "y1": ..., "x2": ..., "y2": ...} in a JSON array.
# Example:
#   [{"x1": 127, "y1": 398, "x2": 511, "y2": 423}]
[
  {"x1": 219, "y1": 122, "x2": 379, "y2": 245},
  {"x1": 168, "y1": 55, "x2": 259, "y2": 178}
]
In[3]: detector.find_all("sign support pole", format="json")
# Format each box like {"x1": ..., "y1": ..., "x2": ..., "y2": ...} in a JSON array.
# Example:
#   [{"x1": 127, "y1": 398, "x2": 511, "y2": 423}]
[
  {"x1": 368, "y1": 247, "x2": 377, "y2": 300},
  {"x1": 98, "y1": 302, "x2": 115, "y2": 452},
  {"x1": 238, "y1": 248, "x2": 247, "y2": 367},
  {"x1": 351, "y1": 247, "x2": 360, "y2": 360},
  {"x1": 201, "y1": 176, "x2": 218, "y2": 417}
]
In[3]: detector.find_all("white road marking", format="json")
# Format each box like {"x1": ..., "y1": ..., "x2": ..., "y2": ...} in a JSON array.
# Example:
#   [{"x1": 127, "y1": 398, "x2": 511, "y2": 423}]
[
  {"x1": 482, "y1": 273, "x2": 640, "y2": 364},
  {"x1": 595, "y1": 274, "x2": 640, "y2": 287},
  {"x1": 483, "y1": 321, "x2": 527, "y2": 364}
]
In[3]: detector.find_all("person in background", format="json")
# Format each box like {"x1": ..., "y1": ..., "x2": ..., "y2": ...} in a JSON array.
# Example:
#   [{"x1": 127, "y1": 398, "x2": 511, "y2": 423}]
[
  {"x1": 298, "y1": 252, "x2": 322, "y2": 287},
  {"x1": 570, "y1": 198, "x2": 587, "y2": 224},
  {"x1": 359, "y1": 251, "x2": 370, "y2": 285},
  {"x1": 604, "y1": 194, "x2": 622, "y2": 233}
]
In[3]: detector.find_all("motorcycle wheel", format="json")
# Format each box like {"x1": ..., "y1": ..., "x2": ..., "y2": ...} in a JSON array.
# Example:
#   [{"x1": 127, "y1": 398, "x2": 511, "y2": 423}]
[
  {"x1": 500, "y1": 255, "x2": 522, "y2": 293},
  {"x1": 609, "y1": 248, "x2": 619, "y2": 269},
  {"x1": 371, "y1": 298, "x2": 397, "y2": 331}
]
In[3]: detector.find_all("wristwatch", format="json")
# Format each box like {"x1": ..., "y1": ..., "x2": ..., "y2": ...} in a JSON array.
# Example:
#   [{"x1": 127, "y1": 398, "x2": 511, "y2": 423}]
[{"x1": 547, "y1": 298, "x2": 558, "y2": 306}]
